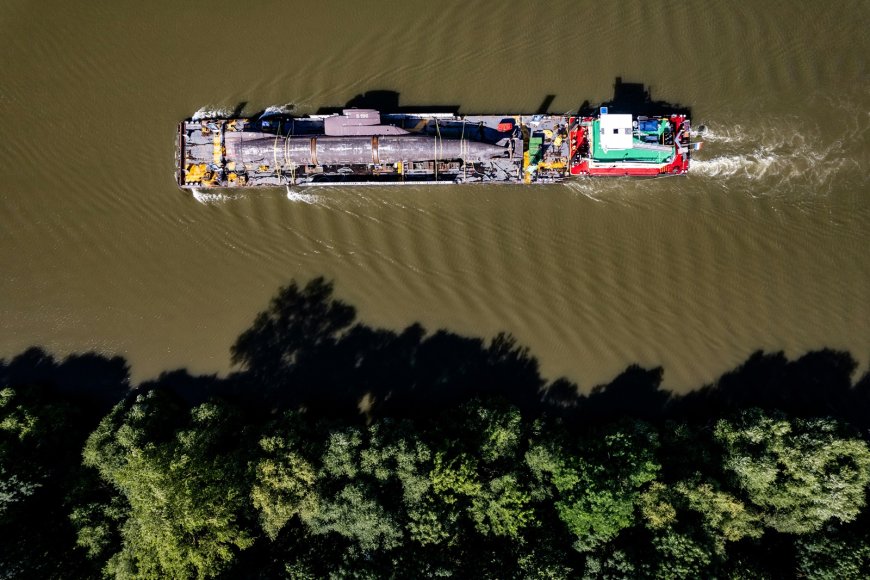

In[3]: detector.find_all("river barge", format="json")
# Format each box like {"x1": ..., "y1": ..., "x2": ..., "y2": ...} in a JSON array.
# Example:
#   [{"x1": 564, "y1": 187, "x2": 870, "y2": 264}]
[{"x1": 176, "y1": 107, "x2": 699, "y2": 188}]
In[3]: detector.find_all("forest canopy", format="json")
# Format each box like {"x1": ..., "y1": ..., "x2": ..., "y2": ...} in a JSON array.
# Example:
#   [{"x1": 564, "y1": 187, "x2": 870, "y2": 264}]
[{"x1": 1, "y1": 278, "x2": 869, "y2": 579}]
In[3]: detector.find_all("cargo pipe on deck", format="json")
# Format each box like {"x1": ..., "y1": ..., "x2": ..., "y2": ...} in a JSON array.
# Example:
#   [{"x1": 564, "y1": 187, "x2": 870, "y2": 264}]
[{"x1": 225, "y1": 132, "x2": 511, "y2": 167}]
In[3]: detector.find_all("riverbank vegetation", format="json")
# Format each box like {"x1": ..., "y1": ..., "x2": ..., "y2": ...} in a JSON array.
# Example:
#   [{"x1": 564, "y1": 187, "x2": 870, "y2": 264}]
[{"x1": 2, "y1": 278, "x2": 869, "y2": 578}]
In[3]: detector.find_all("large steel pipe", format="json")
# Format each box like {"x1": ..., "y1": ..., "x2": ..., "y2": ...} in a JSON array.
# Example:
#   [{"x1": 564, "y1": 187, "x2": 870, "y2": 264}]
[{"x1": 225, "y1": 132, "x2": 510, "y2": 167}]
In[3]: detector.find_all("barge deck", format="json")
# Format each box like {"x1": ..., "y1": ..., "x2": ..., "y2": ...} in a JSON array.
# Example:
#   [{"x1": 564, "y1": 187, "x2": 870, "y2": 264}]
[{"x1": 176, "y1": 107, "x2": 698, "y2": 189}]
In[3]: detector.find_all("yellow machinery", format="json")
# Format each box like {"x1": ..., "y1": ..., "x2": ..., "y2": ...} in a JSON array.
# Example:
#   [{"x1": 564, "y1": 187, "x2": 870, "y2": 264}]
[{"x1": 184, "y1": 163, "x2": 207, "y2": 184}]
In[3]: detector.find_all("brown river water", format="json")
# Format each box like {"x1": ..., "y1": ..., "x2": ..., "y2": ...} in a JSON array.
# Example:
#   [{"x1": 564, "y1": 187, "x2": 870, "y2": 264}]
[{"x1": 1, "y1": 1, "x2": 868, "y2": 390}]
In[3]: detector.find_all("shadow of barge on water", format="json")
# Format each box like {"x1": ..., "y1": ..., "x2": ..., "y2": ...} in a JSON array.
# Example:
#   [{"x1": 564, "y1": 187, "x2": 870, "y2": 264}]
[{"x1": 227, "y1": 78, "x2": 690, "y2": 122}]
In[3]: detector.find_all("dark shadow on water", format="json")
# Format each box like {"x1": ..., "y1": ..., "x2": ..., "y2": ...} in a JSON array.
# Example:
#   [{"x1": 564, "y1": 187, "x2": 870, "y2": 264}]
[
  {"x1": 224, "y1": 277, "x2": 545, "y2": 420},
  {"x1": 315, "y1": 90, "x2": 461, "y2": 115},
  {"x1": 535, "y1": 94, "x2": 556, "y2": 115},
  {"x1": 315, "y1": 90, "x2": 572, "y2": 116},
  {"x1": 577, "y1": 77, "x2": 692, "y2": 118},
  {"x1": 230, "y1": 82, "x2": 690, "y2": 125},
  {"x1": 3, "y1": 278, "x2": 868, "y2": 430},
  {"x1": 582, "y1": 365, "x2": 670, "y2": 423},
  {"x1": 231, "y1": 101, "x2": 248, "y2": 118},
  {"x1": 0, "y1": 347, "x2": 131, "y2": 416},
  {"x1": 673, "y1": 349, "x2": 867, "y2": 427}
]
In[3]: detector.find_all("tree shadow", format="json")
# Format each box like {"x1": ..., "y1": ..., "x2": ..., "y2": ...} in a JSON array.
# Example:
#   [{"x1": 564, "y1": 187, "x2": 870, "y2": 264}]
[
  {"x1": 0, "y1": 347, "x2": 131, "y2": 416},
  {"x1": 582, "y1": 365, "x2": 670, "y2": 423},
  {"x1": 2, "y1": 277, "x2": 868, "y2": 429},
  {"x1": 226, "y1": 277, "x2": 546, "y2": 420},
  {"x1": 218, "y1": 277, "x2": 870, "y2": 429},
  {"x1": 577, "y1": 77, "x2": 691, "y2": 118},
  {"x1": 673, "y1": 349, "x2": 868, "y2": 428}
]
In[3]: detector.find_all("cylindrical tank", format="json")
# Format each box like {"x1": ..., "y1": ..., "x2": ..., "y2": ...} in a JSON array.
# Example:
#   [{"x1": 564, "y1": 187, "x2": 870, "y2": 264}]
[
  {"x1": 225, "y1": 132, "x2": 510, "y2": 167},
  {"x1": 314, "y1": 137, "x2": 377, "y2": 165}
]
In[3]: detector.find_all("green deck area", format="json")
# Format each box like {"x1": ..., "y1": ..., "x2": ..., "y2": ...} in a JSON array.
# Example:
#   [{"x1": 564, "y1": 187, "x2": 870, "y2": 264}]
[{"x1": 591, "y1": 120, "x2": 674, "y2": 163}]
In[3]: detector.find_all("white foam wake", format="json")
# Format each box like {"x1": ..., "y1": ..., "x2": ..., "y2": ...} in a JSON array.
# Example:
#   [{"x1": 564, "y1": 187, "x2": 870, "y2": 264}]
[
  {"x1": 691, "y1": 153, "x2": 781, "y2": 179},
  {"x1": 695, "y1": 125, "x2": 748, "y2": 145},
  {"x1": 192, "y1": 107, "x2": 232, "y2": 120},
  {"x1": 564, "y1": 178, "x2": 630, "y2": 200},
  {"x1": 286, "y1": 187, "x2": 321, "y2": 204},
  {"x1": 191, "y1": 188, "x2": 241, "y2": 204},
  {"x1": 689, "y1": 118, "x2": 863, "y2": 193},
  {"x1": 264, "y1": 104, "x2": 295, "y2": 116}
]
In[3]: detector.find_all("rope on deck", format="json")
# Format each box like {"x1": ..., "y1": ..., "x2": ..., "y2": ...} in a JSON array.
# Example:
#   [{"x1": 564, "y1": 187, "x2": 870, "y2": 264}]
[
  {"x1": 461, "y1": 116, "x2": 467, "y2": 181},
  {"x1": 433, "y1": 117, "x2": 440, "y2": 181},
  {"x1": 284, "y1": 122, "x2": 296, "y2": 184},
  {"x1": 273, "y1": 127, "x2": 282, "y2": 185}
]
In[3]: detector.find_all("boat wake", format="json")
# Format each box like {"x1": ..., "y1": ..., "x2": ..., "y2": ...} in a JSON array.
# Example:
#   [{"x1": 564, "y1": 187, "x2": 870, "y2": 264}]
[
  {"x1": 692, "y1": 152, "x2": 791, "y2": 180},
  {"x1": 188, "y1": 187, "x2": 322, "y2": 206},
  {"x1": 191, "y1": 189, "x2": 243, "y2": 205},
  {"x1": 694, "y1": 125, "x2": 748, "y2": 145},
  {"x1": 690, "y1": 118, "x2": 864, "y2": 194},
  {"x1": 286, "y1": 187, "x2": 321, "y2": 205},
  {"x1": 564, "y1": 178, "x2": 629, "y2": 201},
  {"x1": 264, "y1": 104, "x2": 296, "y2": 116},
  {"x1": 192, "y1": 107, "x2": 233, "y2": 120}
]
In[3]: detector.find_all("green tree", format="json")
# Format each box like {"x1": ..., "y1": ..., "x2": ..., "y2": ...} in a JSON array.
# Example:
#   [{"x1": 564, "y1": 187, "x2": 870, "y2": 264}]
[
  {"x1": 676, "y1": 481, "x2": 762, "y2": 544},
  {"x1": 292, "y1": 425, "x2": 405, "y2": 553},
  {"x1": 794, "y1": 522, "x2": 870, "y2": 579},
  {"x1": 0, "y1": 384, "x2": 101, "y2": 577},
  {"x1": 470, "y1": 474, "x2": 535, "y2": 538},
  {"x1": 516, "y1": 541, "x2": 574, "y2": 579},
  {"x1": 582, "y1": 547, "x2": 639, "y2": 580},
  {"x1": 638, "y1": 481, "x2": 677, "y2": 530},
  {"x1": 429, "y1": 449, "x2": 535, "y2": 540},
  {"x1": 469, "y1": 403, "x2": 524, "y2": 464},
  {"x1": 424, "y1": 403, "x2": 538, "y2": 543},
  {"x1": 69, "y1": 491, "x2": 128, "y2": 560},
  {"x1": 638, "y1": 480, "x2": 759, "y2": 575},
  {"x1": 250, "y1": 433, "x2": 318, "y2": 540},
  {"x1": 527, "y1": 423, "x2": 660, "y2": 551},
  {"x1": 83, "y1": 392, "x2": 255, "y2": 579},
  {"x1": 248, "y1": 410, "x2": 322, "y2": 541},
  {"x1": 647, "y1": 527, "x2": 715, "y2": 580},
  {"x1": 0, "y1": 387, "x2": 46, "y2": 517},
  {"x1": 303, "y1": 483, "x2": 403, "y2": 552},
  {"x1": 715, "y1": 410, "x2": 870, "y2": 533}
]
